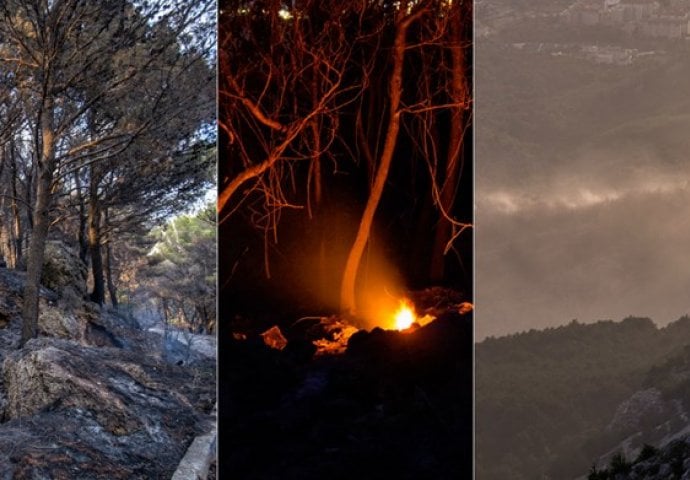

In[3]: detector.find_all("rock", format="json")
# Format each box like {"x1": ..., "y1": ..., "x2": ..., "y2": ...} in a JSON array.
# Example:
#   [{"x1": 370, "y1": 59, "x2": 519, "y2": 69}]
[
  {"x1": 261, "y1": 325, "x2": 288, "y2": 350},
  {"x1": 106, "y1": 306, "x2": 141, "y2": 330},
  {"x1": 0, "y1": 337, "x2": 215, "y2": 478},
  {"x1": 606, "y1": 388, "x2": 668, "y2": 434},
  {"x1": 171, "y1": 414, "x2": 217, "y2": 480},
  {"x1": 37, "y1": 302, "x2": 121, "y2": 348},
  {"x1": 38, "y1": 304, "x2": 84, "y2": 339},
  {"x1": 41, "y1": 240, "x2": 87, "y2": 299},
  {"x1": 657, "y1": 463, "x2": 672, "y2": 477},
  {"x1": 284, "y1": 337, "x2": 317, "y2": 362},
  {"x1": 84, "y1": 321, "x2": 124, "y2": 348},
  {"x1": 36, "y1": 298, "x2": 130, "y2": 348}
]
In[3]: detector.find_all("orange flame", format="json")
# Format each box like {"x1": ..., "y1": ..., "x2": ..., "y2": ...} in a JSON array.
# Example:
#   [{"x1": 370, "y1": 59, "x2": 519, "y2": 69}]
[{"x1": 393, "y1": 299, "x2": 416, "y2": 330}]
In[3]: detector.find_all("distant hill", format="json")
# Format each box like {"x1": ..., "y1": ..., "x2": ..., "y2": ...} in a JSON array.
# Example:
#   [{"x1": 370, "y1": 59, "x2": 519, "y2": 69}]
[{"x1": 476, "y1": 316, "x2": 690, "y2": 479}]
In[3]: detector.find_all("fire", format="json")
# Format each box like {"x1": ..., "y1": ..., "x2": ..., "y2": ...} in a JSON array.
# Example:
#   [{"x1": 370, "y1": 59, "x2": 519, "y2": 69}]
[{"x1": 393, "y1": 299, "x2": 416, "y2": 330}]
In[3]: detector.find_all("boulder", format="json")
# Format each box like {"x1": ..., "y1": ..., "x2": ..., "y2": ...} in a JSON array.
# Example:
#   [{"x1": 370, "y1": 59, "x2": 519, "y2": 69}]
[
  {"x1": 36, "y1": 302, "x2": 119, "y2": 347},
  {"x1": 41, "y1": 240, "x2": 87, "y2": 299},
  {"x1": 0, "y1": 337, "x2": 215, "y2": 478},
  {"x1": 38, "y1": 304, "x2": 84, "y2": 339}
]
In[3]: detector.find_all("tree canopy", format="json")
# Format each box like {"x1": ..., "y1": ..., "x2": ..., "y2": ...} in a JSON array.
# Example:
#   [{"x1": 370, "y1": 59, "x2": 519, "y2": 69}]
[{"x1": 0, "y1": 0, "x2": 215, "y2": 345}]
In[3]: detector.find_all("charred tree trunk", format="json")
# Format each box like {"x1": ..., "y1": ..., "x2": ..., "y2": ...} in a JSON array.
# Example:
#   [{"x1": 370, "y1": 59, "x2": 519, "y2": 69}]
[
  {"x1": 0, "y1": 145, "x2": 7, "y2": 266},
  {"x1": 104, "y1": 210, "x2": 118, "y2": 308},
  {"x1": 25, "y1": 150, "x2": 35, "y2": 234},
  {"x1": 21, "y1": 100, "x2": 56, "y2": 347},
  {"x1": 75, "y1": 172, "x2": 89, "y2": 263},
  {"x1": 10, "y1": 141, "x2": 22, "y2": 269},
  {"x1": 88, "y1": 170, "x2": 105, "y2": 305},
  {"x1": 339, "y1": 8, "x2": 426, "y2": 315},
  {"x1": 429, "y1": 1, "x2": 469, "y2": 283}
]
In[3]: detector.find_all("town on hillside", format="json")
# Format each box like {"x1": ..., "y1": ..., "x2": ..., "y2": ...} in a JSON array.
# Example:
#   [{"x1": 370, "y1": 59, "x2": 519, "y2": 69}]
[{"x1": 477, "y1": 0, "x2": 690, "y2": 65}]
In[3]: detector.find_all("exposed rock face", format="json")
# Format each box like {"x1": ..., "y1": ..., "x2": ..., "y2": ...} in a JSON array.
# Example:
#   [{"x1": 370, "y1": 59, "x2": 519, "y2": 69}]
[
  {"x1": 37, "y1": 305, "x2": 84, "y2": 339},
  {"x1": 36, "y1": 300, "x2": 123, "y2": 348},
  {"x1": 41, "y1": 240, "x2": 87, "y2": 299},
  {"x1": 0, "y1": 264, "x2": 216, "y2": 477},
  {"x1": 589, "y1": 436, "x2": 690, "y2": 480},
  {"x1": 606, "y1": 388, "x2": 669, "y2": 434},
  {"x1": 0, "y1": 268, "x2": 57, "y2": 319},
  {"x1": 1, "y1": 337, "x2": 215, "y2": 478}
]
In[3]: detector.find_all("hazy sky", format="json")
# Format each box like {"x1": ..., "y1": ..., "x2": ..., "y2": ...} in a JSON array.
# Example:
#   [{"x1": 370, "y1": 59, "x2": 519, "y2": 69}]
[
  {"x1": 476, "y1": 158, "x2": 690, "y2": 339},
  {"x1": 475, "y1": 34, "x2": 690, "y2": 339}
]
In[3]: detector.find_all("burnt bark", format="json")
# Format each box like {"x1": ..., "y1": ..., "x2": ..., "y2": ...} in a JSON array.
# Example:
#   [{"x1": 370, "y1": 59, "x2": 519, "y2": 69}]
[
  {"x1": 88, "y1": 169, "x2": 105, "y2": 305},
  {"x1": 22, "y1": 101, "x2": 56, "y2": 346},
  {"x1": 10, "y1": 141, "x2": 22, "y2": 269},
  {"x1": 104, "y1": 238, "x2": 118, "y2": 308},
  {"x1": 75, "y1": 172, "x2": 89, "y2": 263}
]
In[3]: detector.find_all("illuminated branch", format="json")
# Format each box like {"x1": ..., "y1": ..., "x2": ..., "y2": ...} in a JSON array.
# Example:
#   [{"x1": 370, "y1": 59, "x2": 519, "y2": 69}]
[
  {"x1": 218, "y1": 75, "x2": 343, "y2": 214},
  {"x1": 222, "y1": 75, "x2": 288, "y2": 133}
]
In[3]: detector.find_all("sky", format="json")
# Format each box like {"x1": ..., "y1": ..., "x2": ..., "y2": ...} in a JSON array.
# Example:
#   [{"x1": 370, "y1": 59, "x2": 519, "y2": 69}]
[{"x1": 475, "y1": 18, "x2": 690, "y2": 339}]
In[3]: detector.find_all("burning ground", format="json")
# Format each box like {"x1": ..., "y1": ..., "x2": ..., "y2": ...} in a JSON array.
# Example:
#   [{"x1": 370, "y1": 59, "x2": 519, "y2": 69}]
[{"x1": 219, "y1": 287, "x2": 472, "y2": 479}]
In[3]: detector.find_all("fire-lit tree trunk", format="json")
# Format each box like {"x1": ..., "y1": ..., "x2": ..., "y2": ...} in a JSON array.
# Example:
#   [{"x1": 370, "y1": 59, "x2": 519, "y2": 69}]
[
  {"x1": 339, "y1": 7, "x2": 427, "y2": 315},
  {"x1": 21, "y1": 101, "x2": 56, "y2": 346},
  {"x1": 429, "y1": 0, "x2": 470, "y2": 283},
  {"x1": 309, "y1": 62, "x2": 328, "y2": 287}
]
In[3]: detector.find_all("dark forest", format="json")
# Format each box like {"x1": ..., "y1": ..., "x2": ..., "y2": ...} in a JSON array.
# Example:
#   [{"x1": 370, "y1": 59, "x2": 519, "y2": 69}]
[{"x1": 218, "y1": 0, "x2": 473, "y2": 478}]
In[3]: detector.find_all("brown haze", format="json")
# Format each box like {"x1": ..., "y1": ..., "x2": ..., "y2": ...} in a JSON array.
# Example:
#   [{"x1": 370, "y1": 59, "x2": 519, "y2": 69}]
[{"x1": 475, "y1": 14, "x2": 690, "y2": 339}]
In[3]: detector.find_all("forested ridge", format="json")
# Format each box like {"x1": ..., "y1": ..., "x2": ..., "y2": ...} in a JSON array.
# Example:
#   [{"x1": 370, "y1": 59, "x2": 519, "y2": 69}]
[{"x1": 477, "y1": 316, "x2": 690, "y2": 479}]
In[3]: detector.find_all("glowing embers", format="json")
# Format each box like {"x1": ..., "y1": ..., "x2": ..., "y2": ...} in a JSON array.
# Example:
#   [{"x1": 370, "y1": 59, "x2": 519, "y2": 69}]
[{"x1": 311, "y1": 317, "x2": 359, "y2": 356}]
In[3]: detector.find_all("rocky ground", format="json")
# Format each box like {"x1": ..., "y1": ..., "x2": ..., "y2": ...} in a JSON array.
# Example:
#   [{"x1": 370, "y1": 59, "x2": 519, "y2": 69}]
[
  {"x1": 220, "y1": 287, "x2": 473, "y2": 480},
  {"x1": 588, "y1": 436, "x2": 690, "y2": 480},
  {"x1": 0, "y1": 243, "x2": 216, "y2": 479}
]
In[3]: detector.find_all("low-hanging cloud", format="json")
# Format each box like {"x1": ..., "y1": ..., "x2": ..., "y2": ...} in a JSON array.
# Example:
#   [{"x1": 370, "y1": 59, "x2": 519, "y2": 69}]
[{"x1": 476, "y1": 150, "x2": 690, "y2": 339}]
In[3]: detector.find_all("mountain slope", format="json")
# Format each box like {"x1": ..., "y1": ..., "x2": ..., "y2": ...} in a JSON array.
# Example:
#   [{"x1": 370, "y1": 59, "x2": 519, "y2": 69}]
[{"x1": 477, "y1": 316, "x2": 690, "y2": 479}]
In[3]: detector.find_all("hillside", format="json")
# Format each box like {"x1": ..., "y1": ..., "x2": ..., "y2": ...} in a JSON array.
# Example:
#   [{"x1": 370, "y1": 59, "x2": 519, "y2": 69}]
[
  {"x1": 0, "y1": 254, "x2": 216, "y2": 478},
  {"x1": 476, "y1": 317, "x2": 690, "y2": 479}
]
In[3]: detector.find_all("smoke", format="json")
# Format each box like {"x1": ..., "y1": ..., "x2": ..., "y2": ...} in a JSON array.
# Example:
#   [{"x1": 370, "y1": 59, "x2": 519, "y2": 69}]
[{"x1": 476, "y1": 169, "x2": 690, "y2": 339}]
